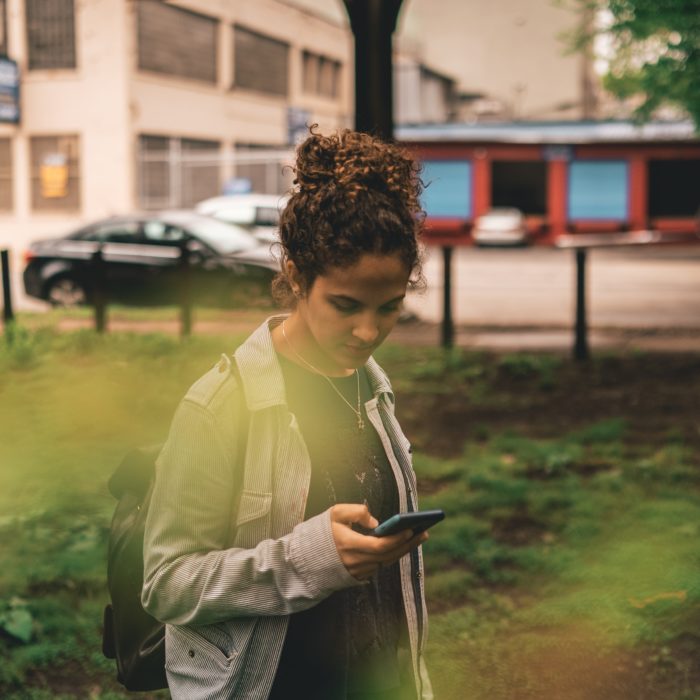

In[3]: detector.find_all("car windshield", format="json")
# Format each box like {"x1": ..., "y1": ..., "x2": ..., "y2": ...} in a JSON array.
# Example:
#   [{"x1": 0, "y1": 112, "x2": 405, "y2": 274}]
[
  {"x1": 163, "y1": 214, "x2": 260, "y2": 254},
  {"x1": 212, "y1": 204, "x2": 281, "y2": 227}
]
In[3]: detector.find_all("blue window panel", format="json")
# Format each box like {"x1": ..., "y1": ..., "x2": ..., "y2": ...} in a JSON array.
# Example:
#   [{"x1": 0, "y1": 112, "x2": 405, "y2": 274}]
[
  {"x1": 421, "y1": 160, "x2": 472, "y2": 218},
  {"x1": 568, "y1": 160, "x2": 629, "y2": 220}
]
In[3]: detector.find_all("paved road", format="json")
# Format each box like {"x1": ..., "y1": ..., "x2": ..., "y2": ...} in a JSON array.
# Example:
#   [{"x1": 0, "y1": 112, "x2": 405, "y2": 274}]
[
  {"x1": 6, "y1": 246, "x2": 700, "y2": 350},
  {"x1": 403, "y1": 244, "x2": 700, "y2": 330}
]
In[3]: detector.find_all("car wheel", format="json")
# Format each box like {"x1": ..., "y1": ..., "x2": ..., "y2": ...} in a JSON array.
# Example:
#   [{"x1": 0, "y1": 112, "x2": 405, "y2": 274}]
[{"x1": 46, "y1": 277, "x2": 88, "y2": 307}]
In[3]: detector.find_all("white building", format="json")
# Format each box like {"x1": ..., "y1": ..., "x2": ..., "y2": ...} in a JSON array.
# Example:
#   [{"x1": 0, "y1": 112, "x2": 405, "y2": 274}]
[{"x1": 0, "y1": 0, "x2": 353, "y2": 255}]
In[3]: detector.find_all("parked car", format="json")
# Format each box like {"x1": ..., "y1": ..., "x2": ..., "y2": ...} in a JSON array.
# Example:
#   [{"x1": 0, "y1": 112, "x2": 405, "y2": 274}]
[
  {"x1": 23, "y1": 211, "x2": 280, "y2": 308},
  {"x1": 195, "y1": 194, "x2": 287, "y2": 244},
  {"x1": 472, "y1": 207, "x2": 529, "y2": 246}
]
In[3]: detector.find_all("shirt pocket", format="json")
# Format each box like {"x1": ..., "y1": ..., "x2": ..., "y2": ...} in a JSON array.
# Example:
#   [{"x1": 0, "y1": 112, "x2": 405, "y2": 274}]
[
  {"x1": 236, "y1": 490, "x2": 272, "y2": 526},
  {"x1": 233, "y1": 489, "x2": 272, "y2": 548},
  {"x1": 164, "y1": 621, "x2": 255, "y2": 699},
  {"x1": 165, "y1": 623, "x2": 232, "y2": 694}
]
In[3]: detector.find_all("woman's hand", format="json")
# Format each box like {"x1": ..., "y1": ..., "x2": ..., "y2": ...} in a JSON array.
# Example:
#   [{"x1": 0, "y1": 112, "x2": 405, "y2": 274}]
[{"x1": 330, "y1": 504, "x2": 428, "y2": 581}]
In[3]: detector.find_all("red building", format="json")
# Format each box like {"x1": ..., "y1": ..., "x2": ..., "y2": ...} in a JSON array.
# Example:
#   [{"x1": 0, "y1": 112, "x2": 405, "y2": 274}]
[{"x1": 399, "y1": 120, "x2": 700, "y2": 244}]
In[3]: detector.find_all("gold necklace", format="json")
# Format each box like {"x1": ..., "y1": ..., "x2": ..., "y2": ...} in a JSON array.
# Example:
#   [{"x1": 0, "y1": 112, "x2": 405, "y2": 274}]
[{"x1": 281, "y1": 320, "x2": 365, "y2": 431}]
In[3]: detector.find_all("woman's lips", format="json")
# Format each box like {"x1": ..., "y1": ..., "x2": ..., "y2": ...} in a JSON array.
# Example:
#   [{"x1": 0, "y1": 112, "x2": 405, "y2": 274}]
[{"x1": 344, "y1": 344, "x2": 374, "y2": 354}]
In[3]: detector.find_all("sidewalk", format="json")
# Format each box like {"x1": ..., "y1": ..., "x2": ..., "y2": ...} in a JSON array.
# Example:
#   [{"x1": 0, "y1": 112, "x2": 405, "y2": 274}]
[
  {"x1": 19, "y1": 311, "x2": 699, "y2": 353},
  {"x1": 391, "y1": 320, "x2": 700, "y2": 353}
]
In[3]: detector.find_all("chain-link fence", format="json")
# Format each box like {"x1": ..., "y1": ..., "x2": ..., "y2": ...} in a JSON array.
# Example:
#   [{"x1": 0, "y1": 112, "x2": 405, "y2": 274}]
[{"x1": 137, "y1": 140, "x2": 294, "y2": 210}]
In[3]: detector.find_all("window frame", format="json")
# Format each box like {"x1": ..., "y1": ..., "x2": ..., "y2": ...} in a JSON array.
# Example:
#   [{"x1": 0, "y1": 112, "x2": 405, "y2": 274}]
[
  {"x1": 29, "y1": 134, "x2": 81, "y2": 213},
  {"x1": 25, "y1": 0, "x2": 77, "y2": 71},
  {"x1": 136, "y1": 0, "x2": 218, "y2": 85},
  {"x1": 232, "y1": 24, "x2": 289, "y2": 97},
  {"x1": 0, "y1": 137, "x2": 12, "y2": 211}
]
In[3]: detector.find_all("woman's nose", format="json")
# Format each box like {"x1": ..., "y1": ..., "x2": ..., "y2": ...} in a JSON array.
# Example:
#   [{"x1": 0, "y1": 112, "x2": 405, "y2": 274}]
[{"x1": 352, "y1": 316, "x2": 380, "y2": 345}]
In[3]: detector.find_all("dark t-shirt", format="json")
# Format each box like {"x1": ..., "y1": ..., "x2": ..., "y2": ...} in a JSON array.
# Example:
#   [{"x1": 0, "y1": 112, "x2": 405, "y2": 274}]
[{"x1": 268, "y1": 354, "x2": 416, "y2": 700}]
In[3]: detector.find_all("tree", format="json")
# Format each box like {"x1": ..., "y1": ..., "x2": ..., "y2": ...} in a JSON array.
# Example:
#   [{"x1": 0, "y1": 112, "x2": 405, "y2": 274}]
[{"x1": 571, "y1": 0, "x2": 700, "y2": 128}]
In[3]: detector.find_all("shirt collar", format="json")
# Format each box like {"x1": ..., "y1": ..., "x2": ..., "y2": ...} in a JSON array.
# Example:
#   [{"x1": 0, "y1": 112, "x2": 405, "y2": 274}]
[{"x1": 234, "y1": 315, "x2": 394, "y2": 411}]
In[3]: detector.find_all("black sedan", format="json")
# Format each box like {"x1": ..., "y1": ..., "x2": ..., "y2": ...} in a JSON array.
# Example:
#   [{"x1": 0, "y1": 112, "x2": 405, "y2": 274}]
[{"x1": 23, "y1": 211, "x2": 280, "y2": 308}]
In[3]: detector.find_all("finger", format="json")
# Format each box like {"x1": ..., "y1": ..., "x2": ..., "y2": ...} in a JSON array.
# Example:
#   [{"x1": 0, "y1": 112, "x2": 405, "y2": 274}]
[
  {"x1": 377, "y1": 531, "x2": 429, "y2": 564},
  {"x1": 345, "y1": 528, "x2": 413, "y2": 557},
  {"x1": 331, "y1": 503, "x2": 379, "y2": 529}
]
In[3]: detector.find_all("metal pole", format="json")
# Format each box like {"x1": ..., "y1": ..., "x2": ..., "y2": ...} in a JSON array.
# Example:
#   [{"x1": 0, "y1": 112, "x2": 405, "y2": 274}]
[
  {"x1": 574, "y1": 249, "x2": 589, "y2": 361},
  {"x1": 343, "y1": 0, "x2": 404, "y2": 140},
  {"x1": 180, "y1": 243, "x2": 192, "y2": 337},
  {"x1": 441, "y1": 246, "x2": 454, "y2": 348},
  {"x1": 1, "y1": 249, "x2": 14, "y2": 325},
  {"x1": 92, "y1": 248, "x2": 107, "y2": 333}
]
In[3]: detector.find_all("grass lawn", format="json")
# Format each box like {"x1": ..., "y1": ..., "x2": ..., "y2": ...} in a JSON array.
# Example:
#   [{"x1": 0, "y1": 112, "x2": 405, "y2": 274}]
[{"x1": 0, "y1": 321, "x2": 698, "y2": 699}]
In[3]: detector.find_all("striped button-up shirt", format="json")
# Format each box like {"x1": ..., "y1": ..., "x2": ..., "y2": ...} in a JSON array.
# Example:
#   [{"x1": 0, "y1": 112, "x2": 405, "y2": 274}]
[{"x1": 142, "y1": 316, "x2": 433, "y2": 699}]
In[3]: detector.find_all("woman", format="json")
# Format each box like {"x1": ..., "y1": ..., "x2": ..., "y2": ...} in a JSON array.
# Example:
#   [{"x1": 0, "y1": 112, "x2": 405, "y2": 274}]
[{"x1": 142, "y1": 128, "x2": 433, "y2": 699}]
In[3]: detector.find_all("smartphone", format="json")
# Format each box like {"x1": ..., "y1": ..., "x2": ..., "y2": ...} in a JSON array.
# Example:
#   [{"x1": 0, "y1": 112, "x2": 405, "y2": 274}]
[{"x1": 372, "y1": 509, "x2": 445, "y2": 537}]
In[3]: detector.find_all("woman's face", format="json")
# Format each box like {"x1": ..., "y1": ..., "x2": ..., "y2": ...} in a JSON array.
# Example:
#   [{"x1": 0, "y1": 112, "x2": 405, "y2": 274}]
[{"x1": 287, "y1": 252, "x2": 411, "y2": 375}]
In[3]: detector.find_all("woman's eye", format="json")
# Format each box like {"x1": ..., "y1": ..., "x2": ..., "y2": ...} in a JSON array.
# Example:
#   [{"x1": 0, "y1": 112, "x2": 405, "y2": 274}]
[{"x1": 332, "y1": 301, "x2": 357, "y2": 313}]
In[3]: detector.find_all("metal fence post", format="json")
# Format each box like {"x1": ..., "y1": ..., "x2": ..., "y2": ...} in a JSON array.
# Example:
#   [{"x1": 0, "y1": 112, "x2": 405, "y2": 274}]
[
  {"x1": 180, "y1": 243, "x2": 192, "y2": 337},
  {"x1": 574, "y1": 249, "x2": 590, "y2": 361},
  {"x1": 1, "y1": 249, "x2": 14, "y2": 328},
  {"x1": 91, "y1": 248, "x2": 107, "y2": 333},
  {"x1": 441, "y1": 246, "x2": 454, "y2": 348}
]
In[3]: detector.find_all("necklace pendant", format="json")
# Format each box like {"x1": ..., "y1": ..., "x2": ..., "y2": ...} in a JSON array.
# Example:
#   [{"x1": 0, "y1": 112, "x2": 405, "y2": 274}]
[{"x1": 357, "y1": 415, "x2": 365, "y2": 431}]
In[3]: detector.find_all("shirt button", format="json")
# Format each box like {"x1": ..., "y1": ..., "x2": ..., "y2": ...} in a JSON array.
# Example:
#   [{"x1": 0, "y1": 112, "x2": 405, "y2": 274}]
[
  {"x1": 188, "y1": 649, "x2": 195, "y2": 658},
  {"x1": 416, "y1": 571, "x2": 422, "y2": 579}
]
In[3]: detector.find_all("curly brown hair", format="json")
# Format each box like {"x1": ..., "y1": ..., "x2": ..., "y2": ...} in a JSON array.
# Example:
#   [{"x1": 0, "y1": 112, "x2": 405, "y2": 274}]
[{"x1": 273, "y1": 127, "x2": 425, "y2": 306}]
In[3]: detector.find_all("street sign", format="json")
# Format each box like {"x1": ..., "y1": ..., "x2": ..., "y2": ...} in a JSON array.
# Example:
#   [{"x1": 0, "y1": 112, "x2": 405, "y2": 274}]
[{"x1": 0, "y1": 56, "x2": 20, "y2": 124}]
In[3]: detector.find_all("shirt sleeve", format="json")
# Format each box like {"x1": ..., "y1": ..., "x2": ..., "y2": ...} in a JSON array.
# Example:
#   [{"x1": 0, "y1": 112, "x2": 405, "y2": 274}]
[{"x1": 141, "y1": 397, "x2": 361, "y2": 627}]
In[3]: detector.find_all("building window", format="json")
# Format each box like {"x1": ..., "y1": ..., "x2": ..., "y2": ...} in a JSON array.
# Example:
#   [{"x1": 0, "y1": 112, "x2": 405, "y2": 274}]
[
  {"x1": 648, "y1": 159, "x2": 700, "y2": 218},
  {"x1": 568, "y1": 160, "x2": 628, "y2": 220},
  {"x1": 421, "y1": 160, "x2": 472, "y2": 218},
  {"x1": 234, "y1": 143, "x2": 293, "y2": 195},
  {"x1": 30, "y1": 135, "x2": 80, "y2": 211},
  {"x1": 233, "y1": 26, "x2": 288, "y2": 97},
  {"x1": 138, "y1": 135, "x2": 220, "y2": 209},
  {"x1": 137, "y1": 1, "x2": 217, "y2": 84},
  {"x1": 492, "y1": 161, "x2": 546, "y2": 215},
  {"x1": 26, "y1": 0, "x2": 76, "y2": 70},
  {"x1": 0, "y1": 138, "x2": 12, "y2": 210},
  {"x1": 0, "y1": 0, "x2": 8, "y2": 56},
  {"x1": 302, "y1": 50, "x2": 341, "y2": 98}
]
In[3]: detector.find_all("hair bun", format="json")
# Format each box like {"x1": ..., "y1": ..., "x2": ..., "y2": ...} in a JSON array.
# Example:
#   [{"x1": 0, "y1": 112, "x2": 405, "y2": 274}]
[{"x1": 293, "y1": 127, "x2": 420, "y2": 209}]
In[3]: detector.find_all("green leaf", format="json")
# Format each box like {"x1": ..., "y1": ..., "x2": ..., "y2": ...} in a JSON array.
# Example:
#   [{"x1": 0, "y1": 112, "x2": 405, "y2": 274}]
[{"x1": 1, "y1": 607, "x2": 34, "y2": 643}]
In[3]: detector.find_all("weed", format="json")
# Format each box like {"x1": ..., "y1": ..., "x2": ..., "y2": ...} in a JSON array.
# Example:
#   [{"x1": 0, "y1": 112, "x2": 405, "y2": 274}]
[{"x1": 0, "y1": 325, "x2": 47, "y2": 370}]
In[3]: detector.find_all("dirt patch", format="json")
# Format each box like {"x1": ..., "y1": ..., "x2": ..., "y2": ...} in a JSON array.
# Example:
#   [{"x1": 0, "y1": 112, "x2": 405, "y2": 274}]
[
  {"x1": 393, "y1": 352, "x2": 700, "y2": 458},
  {"x1": 490, "y1": 512, "x2": 548, "y2": 547}
]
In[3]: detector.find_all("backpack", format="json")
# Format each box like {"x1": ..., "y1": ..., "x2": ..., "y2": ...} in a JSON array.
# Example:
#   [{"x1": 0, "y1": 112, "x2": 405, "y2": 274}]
[
  {"x1": 102, "y1": 444, "x2": 168, "y2": 691},
  {"x1": 102, "y1": 361, "x2": 248, "y2": 691}
]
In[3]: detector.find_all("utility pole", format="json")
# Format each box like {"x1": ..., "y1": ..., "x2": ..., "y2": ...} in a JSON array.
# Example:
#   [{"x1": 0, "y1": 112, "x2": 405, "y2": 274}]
[{"x1": 342, "y1": 0, "x2": 404, "y2": 140}]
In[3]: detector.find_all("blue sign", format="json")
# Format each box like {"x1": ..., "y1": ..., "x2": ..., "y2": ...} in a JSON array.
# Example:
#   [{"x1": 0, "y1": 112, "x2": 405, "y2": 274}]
[
  {"x1": 0, "y1": 56, "x2": 20, "y2": 124},
  {"x1": 223, "y1": 177, "x2": 252, "y2": 195},
  {"x1": 568, "y1": 160, "x2": 629, "y2": 220},
  {"x1": 287, "y1": 107, "x2": 311, "y2": 146},
  {"x1": 421, "y1": 160, "x2": 473, "y2": 218},
  {"x1": 542, "y1": 145, "x2": 573, "y2": 161}
]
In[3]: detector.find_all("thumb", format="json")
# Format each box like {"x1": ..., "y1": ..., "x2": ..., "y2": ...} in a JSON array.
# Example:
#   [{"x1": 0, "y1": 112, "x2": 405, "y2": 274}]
[{"x1": 331, "y1": 503, "x2": 379, "y2": 529}]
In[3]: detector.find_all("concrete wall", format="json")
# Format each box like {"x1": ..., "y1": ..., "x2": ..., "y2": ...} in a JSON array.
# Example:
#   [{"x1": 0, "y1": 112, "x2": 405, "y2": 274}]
[
  {"x1": 1, "y1": 0, "x2": 133, "y2": 253},
  {"x1": 396, "y1": 0, "x2": 586, "y2": 121},
  {"x1": 0, "y1": 0, "x2": 352, "y2": 310}
]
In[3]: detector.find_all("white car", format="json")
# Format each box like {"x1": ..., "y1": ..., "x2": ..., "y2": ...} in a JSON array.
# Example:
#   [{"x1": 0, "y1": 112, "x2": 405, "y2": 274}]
[
  {"x1": 472, "y1": 207, "x2": 529, "y2": 246},
  {"x1": 195, "y1": 194, "x2": 288, "y2": 244}
]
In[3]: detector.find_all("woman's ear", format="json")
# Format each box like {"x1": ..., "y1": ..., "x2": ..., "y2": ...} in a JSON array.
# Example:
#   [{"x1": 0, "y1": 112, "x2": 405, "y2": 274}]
[{"x1": 285, "y1": 260, "x2": 303, "y2": 299}]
